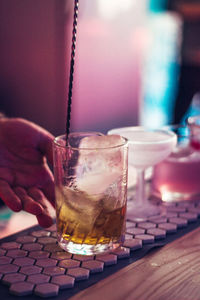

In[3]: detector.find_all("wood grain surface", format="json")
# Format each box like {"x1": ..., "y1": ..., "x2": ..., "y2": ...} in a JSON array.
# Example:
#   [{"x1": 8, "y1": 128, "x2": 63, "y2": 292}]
[{"x1": 70, "y1": 227, "x2": 200, "y2": 300}]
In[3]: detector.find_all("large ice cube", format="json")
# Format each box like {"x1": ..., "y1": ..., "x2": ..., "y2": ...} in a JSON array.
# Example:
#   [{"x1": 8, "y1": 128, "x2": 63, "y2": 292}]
[
  {"x1": 76, "y1": 135, "x2": 126, "y2": 195},
  {"x1": 56, "y1": 187, "x2": 102, "y2": 235},
  {"x1": 79, "y1": 134, "x2": 125, "y2": 149}
]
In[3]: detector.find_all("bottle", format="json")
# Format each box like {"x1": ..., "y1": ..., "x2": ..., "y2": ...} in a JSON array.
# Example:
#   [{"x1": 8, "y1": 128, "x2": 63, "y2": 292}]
[{"x1": 139, "y1": 0, "x2": 182, "y2": 128}]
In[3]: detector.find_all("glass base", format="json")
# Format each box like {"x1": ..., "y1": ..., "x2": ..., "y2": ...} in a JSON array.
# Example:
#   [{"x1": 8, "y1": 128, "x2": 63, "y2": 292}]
[
  {"x1": 58, "y1": 236, "x2": 122, "y2": 255},
  {"x1": 126, "y1": 200, "x2": 160, "y2": 221},
  {"x1": 152, "y1": 189, "x2": 200, "y2": 203}
]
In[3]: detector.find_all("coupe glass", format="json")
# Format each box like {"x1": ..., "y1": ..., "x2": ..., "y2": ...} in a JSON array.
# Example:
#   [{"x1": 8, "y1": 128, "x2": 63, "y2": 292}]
[{"x1": 108, "y1": 127, "x2": 177, "y2": 220}]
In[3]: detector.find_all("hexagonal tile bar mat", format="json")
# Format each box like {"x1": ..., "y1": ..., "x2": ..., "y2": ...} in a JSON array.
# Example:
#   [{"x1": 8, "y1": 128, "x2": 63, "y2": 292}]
[{"x1": 1, "y1": 200, "x2": 200, "y2": 299}]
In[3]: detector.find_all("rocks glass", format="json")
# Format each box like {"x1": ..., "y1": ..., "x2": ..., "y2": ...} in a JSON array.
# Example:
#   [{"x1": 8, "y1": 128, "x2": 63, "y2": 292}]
[{"x1": 53, "y1": 132, "x2": 128, "y2": 255}]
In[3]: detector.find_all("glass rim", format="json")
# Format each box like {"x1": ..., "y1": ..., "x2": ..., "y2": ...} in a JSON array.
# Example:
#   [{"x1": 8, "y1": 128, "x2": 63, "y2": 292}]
[
  {"x1": 53, "y1": 132, "x2": 128, "y2": 150},
  {"x1": 108, "y1": 126, "x2": 177, "y2": 145},
  {"x1": 162, "y1": 124, "x2": 194, "y2": 138}
]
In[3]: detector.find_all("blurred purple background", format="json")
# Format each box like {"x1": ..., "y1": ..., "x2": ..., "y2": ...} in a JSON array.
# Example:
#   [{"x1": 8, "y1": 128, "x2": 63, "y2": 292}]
[
  {"x1": 1, "y1": 0, "x2": 200, "y2": 135},
  {"x1": 0, "y1": 0, "x2": 146, "y2": 135}
]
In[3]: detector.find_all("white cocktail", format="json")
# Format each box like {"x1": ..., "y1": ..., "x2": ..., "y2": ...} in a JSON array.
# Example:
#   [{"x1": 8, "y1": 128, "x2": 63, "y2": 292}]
[{"x1": 108, "y1": 127, "x2": 177, "y2": 220}]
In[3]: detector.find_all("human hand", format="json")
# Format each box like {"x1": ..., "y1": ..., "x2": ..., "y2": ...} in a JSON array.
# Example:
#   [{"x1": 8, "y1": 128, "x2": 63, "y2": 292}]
[{"x1": 0, "y1": 117, "x2": 55, "y2": 227}]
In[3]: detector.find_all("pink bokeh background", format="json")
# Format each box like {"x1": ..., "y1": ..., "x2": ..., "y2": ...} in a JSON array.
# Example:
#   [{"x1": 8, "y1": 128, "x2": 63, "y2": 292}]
[
  {"x1": 0, "y1": 0, "x2": 147, "y2": 135},
  {"x1": 69, "y1": 1, "x2": 146, "y2": 133}
]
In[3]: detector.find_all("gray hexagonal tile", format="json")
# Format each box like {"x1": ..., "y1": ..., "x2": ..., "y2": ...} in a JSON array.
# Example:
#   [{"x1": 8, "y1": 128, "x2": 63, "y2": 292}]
[
  {"x1": 42, "y1": 266, "x2": 65, "y2": 276},
  {"x1": 147, "y1": 228, "x2": 166, "y2": 239},
  {"x1": 73, "y1": 254, "x2": 94, "y2": 262},
  {"x1": 158, "y1": 222, "x2": 177, "y2": 233},
  {"x1": 165, "y1": 212, "x2": 178, "y2": 218},
  {"x1": 137, "y1": 222, "x2": 156, "y2": 230},
  {"x1": 179, "y1": 212, "x2": 198, "y2": 222},
  {"x1": 177, "y1": 202, "x2": 195, "y2": 208},
  {"x1": 169, "y1": 217, "x2": 188, "y2": 228},
  {"x1": 19, "y1": 265, "x2": 42, "y2": 275},
  {"x1": 36, "y1": 258, "x2": 57, "y2": 268},
  {"x1": 0, "y1": 256, "x2": 12, "y2": 265},
  {"x1": 148, "y1": 217, "x2": 168, "y2": 224},
  {"x1": 44, "y1": 243, "x2": 63, "y2": 253},
  {"x1": 126, "y1": 228, "x2": 145, "y2": 236},
  {"x1": 6, "y1": 249, "x2": 28, "y2": 258},
  {"x1": 82, "y1": 260, "x2": 104, "y2": 274},
  {"x1": 59, "y1": 259, "x2": 80, "y2": 269},
  {"x1": 22, "y1": 243, "x2": 43, "y2": 251},
  {"x1": 111, "y1": 247, "x2": 130, "y2": 259},
  {"x1": 28, "y1": 250, "x2": 50, "y2": 259},
  {"x1": 67, "y1": 267, "x2": 90, "y2": 281},
  {"x1": 31, "y1": 230, "x2": 50, "y2": 237},
  {"x1": 27, "y1": 273, "x2": 50, "y2": 284},
  {"x1": 126, "y1": 221, "x2": 136, "y2": 228},
  {"x1": 9, "y1": 281, "x2": 34, "y2": 296},
  {"x1": 37, "y1": 237, "x2": 57, "y2": 245},
  {"x1": 123, "y1": 238, "x2": 143, "y2": 250},
  {"x1": 167, "y1": 206, "x2": 186, "y2": 213},
  {"x1": 96, "y1": 254, "x2": 117, "y2": 266},
  {"x1": 0, "y1": 249, "x2": 6, "y2": 256},
  {"x1": 34, "y1": 283, "x2": 59, "y2": 297},
  {"x1": 1, "y1": 242, "x2": 21, "y2": 250},
  {"x1": 135, "y1": 234, "x2": 154, "y2": 244},
  {"x1": 16, "y1": 236, "x2": 36, "y2": 244},
  {"x1": 51, "y1": 251, "x2": 72, "y2": 260},
  {"x1": 188, "y1": 207, "x2": 200, "y2": 216},
  {"x1": 0, "y1": 264, "x2": 19, "y2": 274},
  {"x1": 51, "y1": 275, "x2": 75, "y2": 289},
  {"x1": 13, "y1": 257, "x2": 35, "y2": 266},
  {"x1": 2, "y1": 273, "x2": 26, "y2": 285}
]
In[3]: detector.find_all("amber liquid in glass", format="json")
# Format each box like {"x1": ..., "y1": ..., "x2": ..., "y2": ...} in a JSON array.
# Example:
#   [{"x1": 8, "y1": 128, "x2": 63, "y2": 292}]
[{"x1": 56, "y1": 187, "x2": 126, "y2": 251}]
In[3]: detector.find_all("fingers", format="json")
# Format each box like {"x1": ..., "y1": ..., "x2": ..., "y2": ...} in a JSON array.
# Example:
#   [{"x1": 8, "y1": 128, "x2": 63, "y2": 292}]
[
  {"x1": 0, "y1": 176, "x2": 55, "y2": 228},
  {"x1": 14, "y1": 187, "x2": 44, "y2": 215},
  {"x1": 13, "y1": 186, "x2": 55, "y2": 228},
  {"x1": 36, "y1": 214, "x2": 54, "y2": 228},
  {"x1": 42, "y1": 182, "x2": 55, "y2": 208},
  {"x1": 41, "y1": 166, "x2": 55, "y2": 208},
  {"x1": 0, "y1": 180, "x2": 22, "y2": 212},
  {"x1": 28, "y1": 187, "x2": 55, "y2": 228},
  {"x1": 28, "y1": 187, "x2": 50, "y2": 211},
  {"x1": 0, "y1": 184, "x2": 55, "y2": 228}
]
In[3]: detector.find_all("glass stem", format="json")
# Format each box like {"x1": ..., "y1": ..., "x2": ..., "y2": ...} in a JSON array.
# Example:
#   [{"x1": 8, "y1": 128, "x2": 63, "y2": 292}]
[{"x1": 136, "y1": 168, "x2": 146, "y2": 206}]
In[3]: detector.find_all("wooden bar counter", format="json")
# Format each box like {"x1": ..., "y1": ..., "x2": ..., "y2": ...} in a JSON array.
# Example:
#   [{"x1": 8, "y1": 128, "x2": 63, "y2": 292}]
[{"x1": 71, "y1": 227, "x2": 200, "y2": 300}]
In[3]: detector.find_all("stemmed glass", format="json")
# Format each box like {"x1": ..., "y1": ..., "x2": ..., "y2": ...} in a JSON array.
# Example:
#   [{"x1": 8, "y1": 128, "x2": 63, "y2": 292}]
[{"x1": 108, "y1": 127, "x2": 177, "y2": 220}]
